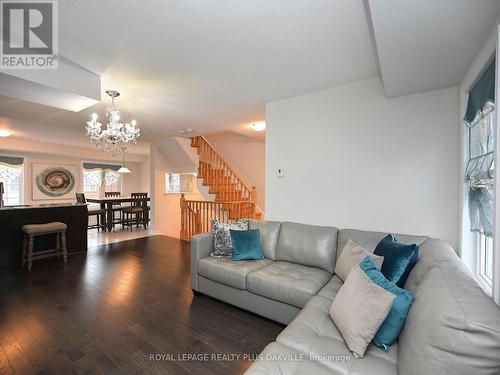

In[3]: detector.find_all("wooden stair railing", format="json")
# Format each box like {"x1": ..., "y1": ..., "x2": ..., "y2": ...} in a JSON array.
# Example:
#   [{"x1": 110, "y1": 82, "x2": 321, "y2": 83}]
[
  {"x1": 180, "y1": 194, "x2": 256, "y2": 241},
  {"x1": 180, "y1": 136, "x2": 262, "y2": 241},
  {"x1": 191, "y1": 136, "x2": 257, "y2": 204},
  {"x1": 180, "y1": 196, "x2": 202, "y2": 241}
]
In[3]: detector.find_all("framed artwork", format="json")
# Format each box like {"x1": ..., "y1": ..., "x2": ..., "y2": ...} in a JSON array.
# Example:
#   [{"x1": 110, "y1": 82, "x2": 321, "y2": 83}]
[{"x1": 32, "y1": 163, "x2": 78, "y2": 200}]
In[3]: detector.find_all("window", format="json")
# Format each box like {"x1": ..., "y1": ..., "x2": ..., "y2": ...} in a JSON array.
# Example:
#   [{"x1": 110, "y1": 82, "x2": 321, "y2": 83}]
[
  {"x1": 478, "y1": 233, "x2": 494, "y2": 283},
  {"x1": 83, "y1": 167, "x2": 121, "y2": 198},
  {"x1": 0, "y1": 156, "x2": 24, "y2": 206},
  {"x1": 464, "y1": 57, "x2": 496, "y2": 292},
  {"x1": 0, "y1": 164, "x2": 22, "y2": 205},
  {"x1": 165, "y1": 173, "x2": 195, "y2": 193}
]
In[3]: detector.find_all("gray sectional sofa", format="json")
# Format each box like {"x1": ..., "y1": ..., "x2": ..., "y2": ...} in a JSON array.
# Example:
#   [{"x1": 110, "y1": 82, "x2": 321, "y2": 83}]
[{"x1": 190, "y1": 220, "x2": 500, "y2": 375}]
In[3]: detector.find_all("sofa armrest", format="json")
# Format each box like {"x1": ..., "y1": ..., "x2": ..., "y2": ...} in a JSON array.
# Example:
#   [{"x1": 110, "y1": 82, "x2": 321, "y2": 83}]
[{"x1": 190, "y1": 232, "x2": 214, "y2": 291}]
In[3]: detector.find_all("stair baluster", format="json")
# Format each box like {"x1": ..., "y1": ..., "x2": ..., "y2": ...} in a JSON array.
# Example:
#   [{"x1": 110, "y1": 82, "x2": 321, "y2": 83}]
[{"x1": 181, "y1": 136, "x2": 261, "y2": 240}]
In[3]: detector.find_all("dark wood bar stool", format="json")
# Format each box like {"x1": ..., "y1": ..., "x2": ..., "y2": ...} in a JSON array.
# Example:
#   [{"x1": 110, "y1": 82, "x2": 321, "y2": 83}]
[
  {"x1": 105, "y1": 191, "x2": 123, "y2": 229},
  {"x1": 76, "y1": 193, "x2": 106, "y2": 231},
  {"x1": 22, "y1": 222, "x2": 67, "y2": 271},
  {"x1": 122, "y1": 193, "x2": 148, "y2": 230}
]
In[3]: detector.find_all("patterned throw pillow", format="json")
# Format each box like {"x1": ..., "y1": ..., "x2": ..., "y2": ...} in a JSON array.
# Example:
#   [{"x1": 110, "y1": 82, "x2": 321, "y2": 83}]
[{"x1": 211, "y1": 219, "x2": 249, "y2": 257}]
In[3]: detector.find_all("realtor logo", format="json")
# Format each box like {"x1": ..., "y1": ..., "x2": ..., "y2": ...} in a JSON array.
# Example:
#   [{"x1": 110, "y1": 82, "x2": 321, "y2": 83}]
[{"x1": 0, "y1": 0, "x2": 58, "y2": 69}]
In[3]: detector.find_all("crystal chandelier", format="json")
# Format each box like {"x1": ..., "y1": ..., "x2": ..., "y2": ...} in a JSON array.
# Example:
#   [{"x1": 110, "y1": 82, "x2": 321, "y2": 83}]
[{"x1": 86, "y1": 90, "x2": 140, "y2": 156}]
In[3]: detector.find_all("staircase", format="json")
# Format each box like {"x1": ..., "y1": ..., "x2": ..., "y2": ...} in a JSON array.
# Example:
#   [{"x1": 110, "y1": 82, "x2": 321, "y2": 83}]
[{"x1": 180, "y1": 136, "x2": 260, "y2": 240}]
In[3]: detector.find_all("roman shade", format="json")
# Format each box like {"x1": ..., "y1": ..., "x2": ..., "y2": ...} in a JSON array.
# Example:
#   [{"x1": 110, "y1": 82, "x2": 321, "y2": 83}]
[
  {"x1": 83, "y1": 162, "x2": 121, "y2": 186},
  {"x1": 465, "y1": 151, "x2": 494, "y2": 183},
  {"x1": 0, "y1": 156, "x2": 23, "y2": 166},
  {"x1": 0, "y1": 156, "x2": 23, "y2": 183},
  {"x1": 464, "y1": 57, "x2": 495, "y2": 237},
  {"x1": 464, "y1": 58, "x2": 495, "y2": 127},
  {"x1": 82, "y1": 162, "x2": 121, "y2": 171}
]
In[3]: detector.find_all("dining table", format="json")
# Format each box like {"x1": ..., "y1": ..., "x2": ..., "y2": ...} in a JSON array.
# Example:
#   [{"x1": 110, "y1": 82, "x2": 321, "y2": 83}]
[{"x1": 86, "y1": 196, "x2": 151, "y2": 232}]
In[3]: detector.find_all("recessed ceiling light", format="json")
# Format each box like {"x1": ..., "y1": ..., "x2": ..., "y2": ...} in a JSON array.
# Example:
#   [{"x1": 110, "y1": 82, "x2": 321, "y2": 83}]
[
  {"x1": 0, "y1": 130, "x2": 12, "y2": 137},
  {"x1": 178, "y1": 128, "x2": 193, "y2": 134},
  {"x1": 251, "y1": 122, "x2": 266, "y2": 131}
]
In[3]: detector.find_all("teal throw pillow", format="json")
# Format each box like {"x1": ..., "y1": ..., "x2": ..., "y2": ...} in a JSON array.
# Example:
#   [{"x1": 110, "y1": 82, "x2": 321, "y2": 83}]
[
  {"x1": 229, "y1": 229, "x2": 264, "y2": 261},
  {"x1": 374, "y1": 234, "x2": 419, "y2": 288},
  {"x1": 359, "y1": 256, "x2": 415, "y2": 352}
]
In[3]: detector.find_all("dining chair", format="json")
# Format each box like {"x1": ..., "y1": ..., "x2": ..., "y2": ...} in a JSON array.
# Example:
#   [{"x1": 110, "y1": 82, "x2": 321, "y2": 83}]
[
  {"x1": 76, "y1": 193, "x2": 106, "y2": 231},
  {"x1": 104, "y1": 191, "x2": 123, "y2": 229},
  {"x1": 122, "y1": 192, "x2": 148, "y2": 230}
]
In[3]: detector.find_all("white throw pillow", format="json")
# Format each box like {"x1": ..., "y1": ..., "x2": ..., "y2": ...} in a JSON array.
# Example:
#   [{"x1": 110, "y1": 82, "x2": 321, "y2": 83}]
[
  {"x1": 335, "y1": 239, "x2": 384, "y2": 281},
  {"x1": 330, "y1": 266, "x2": 395, "y2": 358}
]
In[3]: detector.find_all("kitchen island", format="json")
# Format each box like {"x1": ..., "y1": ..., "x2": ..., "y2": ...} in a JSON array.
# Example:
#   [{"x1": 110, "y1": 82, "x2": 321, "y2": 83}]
[{"x1": 0, "y1": 203, "x2": 88, "y2": 268}]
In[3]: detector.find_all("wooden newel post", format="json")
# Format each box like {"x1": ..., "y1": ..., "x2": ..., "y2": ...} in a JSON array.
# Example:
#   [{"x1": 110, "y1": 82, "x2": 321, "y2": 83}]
[
  {"x1": 251, "y1": 186, "x2": 257, "y2": 204},
  {"x1": 180, "y1": 193, "x2": 186, "y2": 240}
]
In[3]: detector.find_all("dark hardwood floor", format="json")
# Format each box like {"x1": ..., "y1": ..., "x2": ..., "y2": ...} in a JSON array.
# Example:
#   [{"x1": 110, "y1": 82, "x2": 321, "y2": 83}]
[{"x1": 0, "y1": 235, "x2": 284, "y2": 374}]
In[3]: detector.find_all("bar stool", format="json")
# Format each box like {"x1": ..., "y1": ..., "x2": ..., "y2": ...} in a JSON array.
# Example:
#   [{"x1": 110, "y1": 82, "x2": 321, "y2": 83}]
[
  {"x1": 122, "y1": 192, "x2": 148, "y2": 230},
  {"x1": 22, "y1": 222, "x2": 68, "y2": 271},
  {"x1": 76, "y1": 193, "x2": 106, "y2": 230},
  {"x1": 105, "y1": 191, "x2": 124, "y2": 229}
]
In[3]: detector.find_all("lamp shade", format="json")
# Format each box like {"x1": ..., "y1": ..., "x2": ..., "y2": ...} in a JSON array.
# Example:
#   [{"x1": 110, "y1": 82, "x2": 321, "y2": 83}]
[{"x1": 117, "y1": 166, "x2": 131, "y2": 174}]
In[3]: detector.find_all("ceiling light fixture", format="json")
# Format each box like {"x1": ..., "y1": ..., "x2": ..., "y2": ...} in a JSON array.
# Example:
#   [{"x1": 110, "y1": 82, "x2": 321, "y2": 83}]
[
  {"x1": 117, "y1": 151, "x2": 131, "y2": 174},
  {"x1": 178, "y1": 128, "x2": 193, "y2": 135},
  {"x1": 251, "y1": 122, "x2": 266, "y2": 131},
  {"x1": 0, "y1": 130, "x2": 12, "y2": 137},
  {"x1": 86, "y1": 90, "x2": 141, "y2": 156}
]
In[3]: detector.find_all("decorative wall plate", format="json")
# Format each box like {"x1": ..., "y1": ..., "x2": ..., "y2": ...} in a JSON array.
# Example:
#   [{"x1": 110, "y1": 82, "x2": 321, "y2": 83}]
[
  {"x1": 36, "y1": 168, "x2": 75, "y2": 197},
  {"x1": 32, "y1": 163, "x2": 79, "y2": 200}
]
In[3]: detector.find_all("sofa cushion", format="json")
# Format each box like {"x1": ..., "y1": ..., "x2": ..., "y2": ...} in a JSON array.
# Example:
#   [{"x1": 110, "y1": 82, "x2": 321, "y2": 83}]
[
  {"x1": 247, "y1": 261, "x2": 331, "y2": 308},
  {"x1": 318, "y1": 275, "x2": 344, "y2": 300},
  {"x1": 248, "y1": 219, "x2": 282, "y2": 260},
  {"x1": 276, "y1": 222, "x2": 338, "y2": 272},
  {"x1": 198, "y1": 257, "x2": 272, "y2": 290},
  {"x1": 337, "y1": 229, "x2": 428, "y2": 262},
  {"x1": 243, "y1": 342, "x2": 334, "y2": 375},
  {"x1": 277, "y1": 295, "x2": 398, "y2": 374},
  {"x1": 403, "y1": 238, "x2": 447, "y2": 292},
  {"x1": 399, "y1": 239, "x2": 500, "y2": 375}
]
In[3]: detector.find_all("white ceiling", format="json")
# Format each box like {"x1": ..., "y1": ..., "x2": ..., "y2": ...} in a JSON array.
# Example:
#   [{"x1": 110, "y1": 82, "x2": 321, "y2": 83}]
[
  {"x1": 1, "y1": 0, "x2": 499, "y2": 148},
  {"x1": 0, "y1": 0, "x2": 378, "y2": 146},
  {"x1": 369, "y1": 0, "x2": 500, "y2": 97}
]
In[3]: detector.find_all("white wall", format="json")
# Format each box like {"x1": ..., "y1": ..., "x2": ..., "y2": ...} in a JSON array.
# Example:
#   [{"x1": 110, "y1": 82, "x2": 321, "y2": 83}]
[
  {"x1": 205, "y1": 132, "x2": 265, "y2": 211},
  {"x1": 150, "y1": 145, "x2": 204, "y2": 238},
  {"x1": 266, "y1": 77, "x2": 460, "y2": 248},
  {"x1": 121, "y1": 161, "x2": 149, "y2": 197}
]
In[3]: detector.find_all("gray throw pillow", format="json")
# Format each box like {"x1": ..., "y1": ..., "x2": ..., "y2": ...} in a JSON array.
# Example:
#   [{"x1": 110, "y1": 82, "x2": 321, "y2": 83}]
[
  {"x1": 211, "y1": 219, "x2": 249, "y2": 257},
  {"x1": 330, "y1": 265, "x2": 395, "y2": 358},
  {"x1": 335, "y1": 239, "x2": 384, "y2": 281}
]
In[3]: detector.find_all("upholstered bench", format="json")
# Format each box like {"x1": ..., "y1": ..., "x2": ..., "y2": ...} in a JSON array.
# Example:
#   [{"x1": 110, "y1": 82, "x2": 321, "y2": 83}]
[{"x1": 22, "y1": 222, "x2": 68, "y2": 270}]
